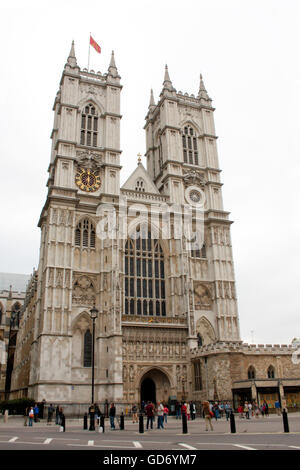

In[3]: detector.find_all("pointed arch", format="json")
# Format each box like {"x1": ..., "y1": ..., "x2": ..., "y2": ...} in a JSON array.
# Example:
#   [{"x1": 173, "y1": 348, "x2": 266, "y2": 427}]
[
  {"x1": 179, "y1": 118, "x2": 202, "y2": 136},
  {"x1": 248, "y1": 365, "x2": 256, "y2": 379},
  {"x1": 267, "y1": 365, "x2": 275, "y2": 379},
  {"x1": 196, "y1": 316, "x2": 216, "y2": 346},
  {"x1": 75, "y1": 217, "x2": 96, "y2": 249}
]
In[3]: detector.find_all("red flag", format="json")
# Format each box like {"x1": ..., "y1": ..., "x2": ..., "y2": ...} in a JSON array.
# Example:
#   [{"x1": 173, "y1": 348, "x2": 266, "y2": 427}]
[{"x1": 90, "y1": 35, "x2": 101, "y2": 53}]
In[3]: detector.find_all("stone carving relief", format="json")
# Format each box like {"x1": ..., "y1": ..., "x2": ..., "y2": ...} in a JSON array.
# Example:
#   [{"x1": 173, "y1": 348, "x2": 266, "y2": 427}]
[
  {"x1": 76, "y1": 150, "x2": 103, "y2": 171},
  {"x1": 183, "y1": 170, "x2": 206, "y2": 188},
  {"x1": 194, "y1": 282, "x2": 213, "y2": 310},
  {"x1": 72, "y1": 275, "x2": 96, "y2": 305},
  {"x1": 196, "y1": 316, "x2": 216, "y2": 346}
]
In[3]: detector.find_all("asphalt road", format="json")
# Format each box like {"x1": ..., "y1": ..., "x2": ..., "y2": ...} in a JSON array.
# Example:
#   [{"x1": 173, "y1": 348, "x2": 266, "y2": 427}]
[{"x1": 0, "y1": 414, "x2": 300, "y2": 451}]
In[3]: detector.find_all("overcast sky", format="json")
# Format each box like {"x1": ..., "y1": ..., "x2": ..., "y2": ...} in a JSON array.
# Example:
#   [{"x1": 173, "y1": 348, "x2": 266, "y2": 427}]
[{"x1": 0, "y1": 0, "x2": 299, "y2": 345}]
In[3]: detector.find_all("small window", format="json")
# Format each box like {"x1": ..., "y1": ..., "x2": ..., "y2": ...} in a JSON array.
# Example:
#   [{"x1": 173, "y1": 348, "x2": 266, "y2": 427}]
[
  {"x1": 83, "y1": 330, "x2": 92, "y2": 367},
  {"x1": 248, "y1": 366, "x2": 256, "y2": 379},
  {"x1": 267, "y1": 366, "x2": 275, "y2": 379}
]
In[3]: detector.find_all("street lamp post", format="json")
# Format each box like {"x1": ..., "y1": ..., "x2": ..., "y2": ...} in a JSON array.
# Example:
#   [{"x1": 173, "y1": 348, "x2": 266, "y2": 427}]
[{"x1": 89, "y1": 306, "x2": 99, "y2": 431}]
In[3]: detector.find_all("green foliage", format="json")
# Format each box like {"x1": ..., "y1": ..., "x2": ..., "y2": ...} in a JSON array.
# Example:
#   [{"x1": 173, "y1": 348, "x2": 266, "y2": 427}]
[{"x1": 0, "y1": 398, "x2": 35, "y2": 415}]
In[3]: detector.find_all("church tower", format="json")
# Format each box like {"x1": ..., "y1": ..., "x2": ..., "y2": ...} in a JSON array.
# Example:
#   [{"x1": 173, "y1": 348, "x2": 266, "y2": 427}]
[
  {"x1": 144, "y1": 67, "x2": 241, "y2": 345},
  {"x1": 29, "y1": 43, "x2": 124, "y2": 404}
]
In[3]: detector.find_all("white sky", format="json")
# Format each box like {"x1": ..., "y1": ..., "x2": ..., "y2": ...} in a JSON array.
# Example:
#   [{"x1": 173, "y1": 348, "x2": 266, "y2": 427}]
[{"x1": 0, "y1": 0, "x2": 299, "y2": 345}]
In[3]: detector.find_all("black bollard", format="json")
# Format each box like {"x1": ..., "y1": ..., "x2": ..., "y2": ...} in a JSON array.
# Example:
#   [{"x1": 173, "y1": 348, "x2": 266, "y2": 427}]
[
  {"x1": 61, "y1": 414, "x2": 66, "y2": 432},
  {"x1": 120, "y1": 412, "x2": 125, "y2": 430},
  {"x1": 100, "y1": 415, "x2": 105, "y2": 433},
  {"x1": 230, "y1": 410, "x2": 236, "y2": 433},
  {"x1": 139, "y1": 413, "x2": 144, "y2": 434},
  {"x1": 182, "y1": 413, "x2": 188, "y2": 434},
  {"x1": 282, "y1": 409, "x2": 289, "y2": 433},
  {"x1": 89, "y1": 411, "x2": 95, "y2": 431},
  {"x1": 83, "y1": 413, "x2": 88, "y2": 430}
]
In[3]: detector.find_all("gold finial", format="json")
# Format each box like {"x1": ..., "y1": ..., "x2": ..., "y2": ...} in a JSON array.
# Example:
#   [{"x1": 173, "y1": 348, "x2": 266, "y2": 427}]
[{"x1": 137, "y1": 152, "x2": 142, "y2": 164}]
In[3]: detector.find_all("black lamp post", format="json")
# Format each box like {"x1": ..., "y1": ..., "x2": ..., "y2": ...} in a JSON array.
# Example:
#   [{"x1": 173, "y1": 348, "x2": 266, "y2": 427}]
[{"x1": 89, "y1": 306, "x2": 99, "y2": 405}]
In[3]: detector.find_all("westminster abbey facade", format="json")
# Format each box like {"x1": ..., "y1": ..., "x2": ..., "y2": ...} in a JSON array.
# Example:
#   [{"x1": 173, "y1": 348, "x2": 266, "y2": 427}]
[{"x1": 8, "y1": 42, "x2": 300, "y2": 413}]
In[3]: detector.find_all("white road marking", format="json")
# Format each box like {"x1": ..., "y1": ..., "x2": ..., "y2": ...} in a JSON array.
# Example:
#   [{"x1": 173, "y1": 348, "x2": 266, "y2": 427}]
[
  {"x1": 88, "y1": 440, "x2": 94, "y2": 446},
  {"x1": 234, "y1": 444, "x2": 256, "y2": 450},
  {"x1": 178, "y1": 443, "x2": 197, "y2": 450},
  {"x1": 289, "y1": 446, "x2": 300, "y2": 449},
  {"x1": 133, "y1": 441, "x2": 143, "y2": 448},
  {"x1": 44, "y1": 438, "x2": 53, "y2": 444},
  {"x1": 8, "y1": 437, "x2": 18, "y2": 442}
]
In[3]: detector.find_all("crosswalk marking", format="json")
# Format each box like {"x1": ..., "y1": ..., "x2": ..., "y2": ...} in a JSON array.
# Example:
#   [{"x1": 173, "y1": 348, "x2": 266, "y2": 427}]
[
  {"x1": 133, "y1": 441, "x2": 142, "y2": 448},
  {"x1": 8, "y1": 437, "x2": 18, "y2": 442},
  {"x1": 44, "y1": 438, "x2": 52, "y2": 444},
  {"x1": 234, "y1": 444, "x2": 256, "y2": 450},
  {"x1": 178, "y1": 443, "x2": 197, "y2": 450}
]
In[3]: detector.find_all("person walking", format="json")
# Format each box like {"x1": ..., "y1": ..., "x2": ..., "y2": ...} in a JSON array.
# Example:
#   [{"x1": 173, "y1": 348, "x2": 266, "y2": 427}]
[
  {"x1": 145, "y1": 401, "x2": 154, "y2": 430},
  {"x1": 275, "y1": 400, "x2": 281, "y2": 416},
  {"x1": 190, "y1": 401, "x2": 196, "y2": 420},
  {"x1": 34, "y1": 403, "x2": 39, "y2": 423},
  {"x1": 163, "y1": 404, "x2": 169, "y2": 425},
  {"x1": 181, "y1": 402, "x2": 187, "y2": 418},
  {"x1": 175, "y1": 401, "x2": 181, "y2": 419},
  {"x1": 186, "y1": 402, "x2": 190, "y2": 421},
  {"x1": 157, "y1": 402, "x2": 164, "y2": 429},
  {"x1": 55, "y1": 405, "x2": 60, "y2": 425},
  {"x1": 225, "y1": 402, "x2": 231, "y2": 421},
  {"x1": 47, "y1": 404, "x2": 54, "y2": 425},
  {"x1": 244, "y1": 402, "x2": 250, "y2": 419},
  {"x1": 28, "y1": 407, "x2": 34, "y2": 427},
  {"x1": 132, "y1": 404, "x2": 138, "y2": 423},
  {"x1": 202, "y1": 401, "x2": 213, "y2": 431},
  {"x1": 264, "y1": 401, "x2": 269, "y2": 417},
  {"x1": 23, "y1": 406, "x2": 29, "y2": 427},
  {"x1": 248, "y1": 402, "x2": 252, "y2": 418},
  {"x1": 213, "y1": 403, "x2": 220, "y2": 421},
  {"x1": 109, "y1": 403, "x2": 116, "y2": 429}
]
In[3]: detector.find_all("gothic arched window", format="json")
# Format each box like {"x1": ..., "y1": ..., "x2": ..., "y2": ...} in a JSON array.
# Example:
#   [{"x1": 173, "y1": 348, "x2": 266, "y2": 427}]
[
  {"x1": 197, "y1": 333, "x2": 203, "y2": 348},
  {"x1": 267, "y1": 365, "x2": 275, "y2": 379},
  {"x1": 247, "y1": 366, "x2": 256, "y2": 379},
  {"x1": 191, "y1": 243, "x2": 206, "y2": 259},
  {"x1": 182, "y1": 125, "x2": 198, "y2": 165},
  {"x1": 75, "y1": 219, "x2": 96, "y2": 249},
  {"x1": 124, "y1": 228, "x2": 166, "y2": 317},
  {"x1": 80, "y1": 103, "x2": 98, "y2": 147},
  {"x1": 83, "y1": 329, "x2": 92, "y2": 367}
]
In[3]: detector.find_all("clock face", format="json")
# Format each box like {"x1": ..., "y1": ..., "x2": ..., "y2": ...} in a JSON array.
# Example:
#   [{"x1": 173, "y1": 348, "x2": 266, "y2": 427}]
[{"x1": 75, "y1": 168, "x2": 101, "y2": 192}]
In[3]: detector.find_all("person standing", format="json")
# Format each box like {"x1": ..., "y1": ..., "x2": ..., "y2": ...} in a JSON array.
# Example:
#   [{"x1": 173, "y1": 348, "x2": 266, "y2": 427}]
[
  {"x1": 275, "y1": 400, "x2": 281, "y2": 416},
  {"x1": 23, "y1": 406, "x2": 29, "y2": 427},
  {"x1": 47, "y1": 404, "x2": 54, "y2": 425},
  {"x1": 225, "y1": 402, "x2": 231, "y2": 421},
  {"x1": 248, "y1": 402, "x2": 252, "y2": 418},
  {"x1": 264, "y1": 401, "x2": 269, "y2": 417},
  {"x1": 145, "y1": 401, "x2": 154, "y2": 430},
  {"x1": 186, "y1": 402, "x2": 190, "y2": 421},
  {"x1": 163, "y1": 404, "x2": 169, "y2": 425},
  {"x1": 190, "y1": 401, "x2": 196, "y2": 420},
  {"x1": 202, "y1": 401, "x2": 213, "y2": 431},
  {"x1": 55, "y1": 405, "x2": 60, "y2": 425},
  {"x1": 109, "y1": 403, "x2": 116, "y2": 429},
  {"x1": 132, "y1": 404, "x2": 138, "y2": 423},
  {"x1": 175, "y1": 401, "x2": 181, "y2": 419},
  {"x1": 157, "y1": 402, "x2": 164, "y2": 429},
  {"x1": 34, "y1": 403, "x2": 39, "y2": 423},
  {"x1": 244, "y1": 402, "x2": 250, "y2": 419},
  {"x1": 181, "y1": 402, "x2": 187, "y2": 418},
  {"x1": 28, "y1": 407, "x2": 34, "y2": 427}
]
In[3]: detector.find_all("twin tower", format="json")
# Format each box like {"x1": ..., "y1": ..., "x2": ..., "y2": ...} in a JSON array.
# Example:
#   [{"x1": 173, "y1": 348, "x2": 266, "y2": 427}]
[{"x1": 11, "y1": 42, "x2": 240, "y2": 409}]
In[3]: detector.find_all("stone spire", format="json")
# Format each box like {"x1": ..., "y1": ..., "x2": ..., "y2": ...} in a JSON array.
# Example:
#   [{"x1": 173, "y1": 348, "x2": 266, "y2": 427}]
[
  {"x1": 66, "y1": 40, "x2": 78, "y2": 68},
  {"x1": 163, "y1": 64, "x2": 173, "y2": 90},
  {"x1": 149, "y1": 88, "x2": 155, "y2": 108},
  {"x1": 198, "y1": 73, "x2": 209, "y2": 100},
  {"x1": 108, "y1": 50, "x2": 118, "y2": 77}
]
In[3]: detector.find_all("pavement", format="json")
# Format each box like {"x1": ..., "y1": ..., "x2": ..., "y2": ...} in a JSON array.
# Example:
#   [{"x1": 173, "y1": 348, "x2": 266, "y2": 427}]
[{"x1": 0, "y1": 413, "x2": 300, "y2": 451}]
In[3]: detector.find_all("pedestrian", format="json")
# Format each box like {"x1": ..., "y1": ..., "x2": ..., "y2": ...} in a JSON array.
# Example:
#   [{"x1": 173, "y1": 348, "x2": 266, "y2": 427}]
[
  {"x1": 186, "y1": 402, "x2": 190, "y2": 421},
  {"x1": 190, "y1": 401, "x2": 196, "y2": 420},
  {"x1": 225, "y1": 402, "x2": 231, "y2": 421},
  {"x1": 175, "y1": 401, "x2": 181, "y2": 419},
  {"x1": 264, "y1": 401, "x2": 269, "y2": 417},
  {"x1": 23, "y1": 406, "x2": 29, "y2": 426},
  {"x1": 145, "y1": 401, "x2": 154, "y2": 430},
  {"x1": 202, "y1": 401, "x2": 214, "y2": 431},
  {"x1": 95, "y1": 403, "x2": 101, "y2": 426},
  {"x1": 248, "y1": 402, "x2": 252, "y2": 418},
  {"x1": 157, "y1": 402, "x2": 164, "y2": 429},
  {"x1": 109, "y1": 403, "x2": 116, "y2": 429},
  {"x1": 28, "y1": 407, "x2": 34, "y2": 427},
  {"x1": 132, "y1": 403, "x2": 138, "y2": 423},
  {"x1": 213, "y1": 403, "x2": 220, "y2": 421},
  {"x1": 260, "y1": 403, "x2": 265, "y2": 417},
  {"x1": 275, "y1": 400, "x2": 281, "y2": 416},
  {"x1": 59, "y1": 408, "x2": 65, "y2": 432},
  {"x1": 244, "y1": 402, "x2": 250, "y2": 419},
  {"x1": 163, "y1": 404, "x2": 169, "y2": 424},
  {"x1": 47, "y1": 403, "x2": 54, "y2": 424},
  {"x1": 181, "y1": 401, "x2": 187, "y2": 418},
  {"x1": 33, "y1": 403, "x2": 39, "y2": 423}
]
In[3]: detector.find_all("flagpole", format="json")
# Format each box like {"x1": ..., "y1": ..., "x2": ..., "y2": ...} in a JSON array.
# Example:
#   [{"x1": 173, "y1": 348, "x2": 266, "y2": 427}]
[{"x1": 88, "y1": 32, "x2": 91, "y2": 71}]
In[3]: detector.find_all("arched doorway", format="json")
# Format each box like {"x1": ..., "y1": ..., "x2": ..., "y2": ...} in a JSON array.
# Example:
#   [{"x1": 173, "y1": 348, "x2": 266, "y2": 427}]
[
  {"x1": 141, "y1": 378, "x2": 156, "y2": 405},
  {"x1": 140, "y1": 368, "x2": 171, "y2": 406}
]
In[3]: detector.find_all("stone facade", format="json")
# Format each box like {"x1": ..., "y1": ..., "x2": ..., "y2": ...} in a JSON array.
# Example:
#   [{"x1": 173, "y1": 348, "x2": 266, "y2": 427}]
[{"x1": 8, "y1": 43, "x2": 300, "y2": 413}]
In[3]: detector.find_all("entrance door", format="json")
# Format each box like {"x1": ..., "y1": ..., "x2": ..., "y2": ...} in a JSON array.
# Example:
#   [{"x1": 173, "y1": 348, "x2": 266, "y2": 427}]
[{"x1": 141, "y1": 378, "x2": 156, "y2": 405}]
